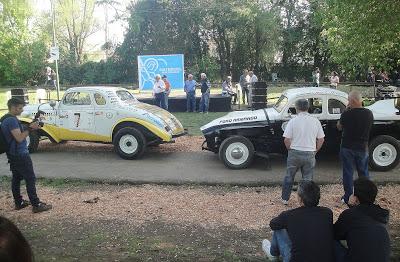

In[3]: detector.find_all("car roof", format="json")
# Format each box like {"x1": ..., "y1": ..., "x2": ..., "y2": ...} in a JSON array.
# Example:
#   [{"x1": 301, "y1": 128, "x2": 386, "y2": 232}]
[
  {"x1": 66, "y1": 86, "x2": 128, "y2": 93},
  {"x1": 283, "y1": 87, "x2": 348, "y2": 99}
]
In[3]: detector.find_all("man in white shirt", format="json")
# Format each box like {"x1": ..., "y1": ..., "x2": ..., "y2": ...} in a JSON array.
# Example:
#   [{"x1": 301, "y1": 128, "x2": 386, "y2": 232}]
[
  {"x1": 152, "y1": 74, "x2": 166, "y2": 109},
  {"x1": 248, "y1": 71, "x2": 258, "y2": 107},
  {"x1": 281, "y1": 99, "x2": 325, "y2": 204}
]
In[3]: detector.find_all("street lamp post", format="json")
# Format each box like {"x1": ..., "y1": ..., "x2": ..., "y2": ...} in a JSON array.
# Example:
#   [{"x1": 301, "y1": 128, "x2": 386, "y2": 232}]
[{"x1": 50, "y1": 0, "x2": 60, "y2": 101}]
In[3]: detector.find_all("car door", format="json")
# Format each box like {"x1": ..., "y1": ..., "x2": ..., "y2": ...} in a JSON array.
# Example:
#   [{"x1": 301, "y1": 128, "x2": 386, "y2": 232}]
[
  {"x1": 93, "y1": 91, "x2": 114, "y2": 141},
  {"x1": 324, "y1": 97, "x2": 347, "y2": 150},
  {"x1": 58, "y1": 91, "x2": 95, "y2": 140}
]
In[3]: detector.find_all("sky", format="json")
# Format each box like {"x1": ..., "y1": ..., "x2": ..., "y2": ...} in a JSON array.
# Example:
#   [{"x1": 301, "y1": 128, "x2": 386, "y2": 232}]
[{"x1": 32, "y1": 0, "x2": 131, "y2": 60}]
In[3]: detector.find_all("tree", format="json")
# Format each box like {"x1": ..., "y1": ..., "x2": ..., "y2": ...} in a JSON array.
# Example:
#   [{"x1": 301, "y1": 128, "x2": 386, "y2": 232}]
[
  {"x1": 0, "y1": 0, "x2": 48, "y2": 86},
  {"x1": 324, "y1": 0, "x2": 400, "y2": 75},
  {"x1": 56, "y1": 0, "x2": 99, "y2": 64}
]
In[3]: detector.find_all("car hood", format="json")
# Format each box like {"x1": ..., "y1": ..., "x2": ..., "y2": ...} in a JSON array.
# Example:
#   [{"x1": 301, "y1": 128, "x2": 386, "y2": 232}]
[
  {"x1": 366, "y1": 99, "x2": 400, "y2": 121},
  {"x1": 200, "y1": 107, "x2": 280, "y2": 135},
  {"x1": 121, "y1": 101, "x2": 185, "y2": 135}
]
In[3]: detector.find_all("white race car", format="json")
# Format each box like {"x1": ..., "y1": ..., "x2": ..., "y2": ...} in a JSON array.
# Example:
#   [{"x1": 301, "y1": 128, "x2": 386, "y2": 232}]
[
  {"x1": 20, "y1": 87, "x2": 185, "y2": 159},
  {"x1": 201, "y1": 87, "x2": 400, "y2": 171}
]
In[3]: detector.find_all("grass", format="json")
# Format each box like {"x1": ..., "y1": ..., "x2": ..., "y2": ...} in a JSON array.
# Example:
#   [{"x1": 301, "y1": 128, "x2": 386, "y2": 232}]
[
  {"x1": 174, "y1": 112, "x2": 228, "y2": 136},
  {"x1": 0, "y1": 176, "x2": 91, "y2": 189}
]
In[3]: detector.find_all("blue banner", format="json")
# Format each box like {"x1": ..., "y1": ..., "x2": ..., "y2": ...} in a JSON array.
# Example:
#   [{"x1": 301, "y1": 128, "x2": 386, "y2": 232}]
[{"x1": 138, "y1": 54, "x2": 184, "y2": 91}]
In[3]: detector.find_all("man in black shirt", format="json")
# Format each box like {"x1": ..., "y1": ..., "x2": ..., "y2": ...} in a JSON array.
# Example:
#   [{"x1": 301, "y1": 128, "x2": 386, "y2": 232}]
[
  {"x1": 262, "y1": 181, "x2": 334, "y2": 262},
  {"x1": 337, "y1": 90, "x2": 373, "y2": 204},
  {"x1": 334, "y1": 178, "x2": 390, "y2": 262}
]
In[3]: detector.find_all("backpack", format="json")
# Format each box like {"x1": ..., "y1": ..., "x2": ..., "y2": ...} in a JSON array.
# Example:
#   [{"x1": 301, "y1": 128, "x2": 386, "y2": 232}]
[{"x1": 0, "y1": 114, "x2": 14, "y2": 154}]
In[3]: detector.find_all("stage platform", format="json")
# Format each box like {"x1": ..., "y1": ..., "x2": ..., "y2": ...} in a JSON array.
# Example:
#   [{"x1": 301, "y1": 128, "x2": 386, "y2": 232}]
[{"x1": 137, "y1": 95, "x2": 232, "y2": 112}]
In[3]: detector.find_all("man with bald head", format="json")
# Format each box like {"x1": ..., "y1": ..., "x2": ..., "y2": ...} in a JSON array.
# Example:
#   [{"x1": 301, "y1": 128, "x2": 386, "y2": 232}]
[{"x1": 337, "y1": 91, "x2": 373, "y2": 205}]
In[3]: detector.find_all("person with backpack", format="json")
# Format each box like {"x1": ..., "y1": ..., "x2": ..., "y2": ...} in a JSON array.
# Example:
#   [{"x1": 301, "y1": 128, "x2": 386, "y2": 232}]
[{"x1": 0, "y1": 98, "x2": 52, "y2": 213}]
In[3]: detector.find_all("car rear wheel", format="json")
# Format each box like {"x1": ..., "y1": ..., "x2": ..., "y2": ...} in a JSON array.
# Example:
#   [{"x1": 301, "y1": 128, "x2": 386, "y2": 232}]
[
  {"x1": 113, "y1": 127, "x2": 146, "y2": 159},
  {"x1": 219, "y1": 136, "x2": 254, "y2": 169},
  {"x1": 369, "y1": 135, "x2": 400, "y2": 171}
]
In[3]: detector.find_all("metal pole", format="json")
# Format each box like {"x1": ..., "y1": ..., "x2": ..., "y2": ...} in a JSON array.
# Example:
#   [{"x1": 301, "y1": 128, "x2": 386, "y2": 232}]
[{"x1": 51, "y1": 0, "x2": 60, "y2": 101}]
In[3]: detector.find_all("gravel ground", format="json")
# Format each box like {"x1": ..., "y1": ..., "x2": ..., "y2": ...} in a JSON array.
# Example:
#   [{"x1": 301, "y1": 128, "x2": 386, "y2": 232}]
[
  {"x1": 0, "y1": 183, "x2": 399, "y2": 260},
  {"x1": 39, "y1": 136, "x2": 204, "y2": 153},
  {"x1": 1, "y1": 184, "x2": 398, "y2": 230}
]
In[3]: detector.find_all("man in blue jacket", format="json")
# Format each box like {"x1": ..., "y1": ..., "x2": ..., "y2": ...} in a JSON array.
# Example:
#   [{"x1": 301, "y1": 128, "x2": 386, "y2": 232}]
[{"x1": 1, "y1": 98, "x2": 52, "y2": 213}]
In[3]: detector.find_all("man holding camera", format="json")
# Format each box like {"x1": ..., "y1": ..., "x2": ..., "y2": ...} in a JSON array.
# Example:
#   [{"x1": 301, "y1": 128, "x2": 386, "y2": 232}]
[{"x1": 1, "y1": 98, "x2": 52, "y2": 213}]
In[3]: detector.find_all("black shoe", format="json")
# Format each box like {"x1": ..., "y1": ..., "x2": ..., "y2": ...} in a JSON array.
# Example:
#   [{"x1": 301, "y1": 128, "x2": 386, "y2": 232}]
[
  {"x1": 32, "y1": 202, "x2": 52, "y2": 213},
  {"x1": 15, "y1": 199, "x2": 30, "y2": 210}
]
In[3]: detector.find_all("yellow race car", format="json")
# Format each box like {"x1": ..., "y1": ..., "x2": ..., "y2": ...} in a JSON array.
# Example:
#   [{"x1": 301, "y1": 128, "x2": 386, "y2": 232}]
[{"x1": 20, "y1": 87, "x2": 186, "y2": 159}]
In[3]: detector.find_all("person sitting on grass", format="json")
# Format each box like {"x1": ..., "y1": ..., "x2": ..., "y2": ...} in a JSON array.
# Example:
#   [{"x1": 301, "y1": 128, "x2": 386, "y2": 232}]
[
  {"x1": 221, "y1": 76, "x2": 237, "y2": 104},
  {"x1": 262, "y1": 181, "x2": 334, "y2": 262},
  {"x1": 334, "y1": 178, "x2": 390, "y2": 262},
  {"x1": 0, "y1": 216, "x2": 34, "y2": 262}
]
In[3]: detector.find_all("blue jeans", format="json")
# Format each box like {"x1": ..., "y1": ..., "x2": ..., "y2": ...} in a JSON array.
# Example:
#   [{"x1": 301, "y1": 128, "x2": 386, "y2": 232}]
[
  {"x1": 164, "y1": 93, "x2": 169, "y2": 110},
  {"x1": 282, "y1": 149, "x2": 316, "y2": 201},
  {"x1": 154, "y1": 92, "x2": 166, "y2": 110},
  {"x1": 334, "y1": 241, "x2": 347, "y2": 262},
  {"x1": 186, "y1": 91, "x2": 196, "y2": 112},
  {"x1": 340, "y1": 147, "x2": 369, "y2": 203},
  {"x1": 200, "y1": 92, "x2": 210, "y2": 112},
  {"x1": 270, "y1": 229, "x2": 292, "y2": 262},
  {"x1": 9, "y1": 154, "x2": 40, "y2": 206}
]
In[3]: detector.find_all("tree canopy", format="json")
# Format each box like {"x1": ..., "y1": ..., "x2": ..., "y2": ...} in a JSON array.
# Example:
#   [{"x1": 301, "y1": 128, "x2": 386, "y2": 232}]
[{"x1": 0, "y1": 0, "x2": 399, "y2": 86}]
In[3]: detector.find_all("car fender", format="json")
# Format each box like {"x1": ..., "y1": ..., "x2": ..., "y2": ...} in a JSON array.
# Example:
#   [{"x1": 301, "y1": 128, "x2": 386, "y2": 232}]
[
  {"x1": 19, "y1": 117, "x2": 62, "y2": 143},
  {"x1": 112, "y1": 117, "x2": 172, "y2": 142}
]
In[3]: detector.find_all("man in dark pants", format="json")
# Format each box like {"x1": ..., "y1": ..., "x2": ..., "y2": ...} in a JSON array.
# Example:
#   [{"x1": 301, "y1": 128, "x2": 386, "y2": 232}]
[
  {"x1": 262, "y1": 181, "x2": 334, "y2": 262},
  {"x1": 337, "y1": 90, "x2": 373, "y2": 204},
  {"x1": 334, "y1": 178, "x2": 390, "y2": 262},
  {"x1": 1, "y1": 98, "x2": 52, "y2": 213},
  {"x1": 239, "y1": 69, "x2": 250, "y2": 104}
]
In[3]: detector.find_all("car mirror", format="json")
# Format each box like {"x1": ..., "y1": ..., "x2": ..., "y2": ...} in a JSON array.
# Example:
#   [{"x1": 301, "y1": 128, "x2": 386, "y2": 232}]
[{"x1": 49, "y1": 100, "x2": 56, "y2": 108}]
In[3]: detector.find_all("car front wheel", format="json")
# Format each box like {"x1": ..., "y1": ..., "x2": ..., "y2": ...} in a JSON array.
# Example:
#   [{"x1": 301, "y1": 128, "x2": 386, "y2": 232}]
[
  {"x1": 369, "y1": 135, "x2": 400, "y2": 171},
  {"x1": 219, "y1": 135, "x2": 254, "y2": 169},
  {"x1": 113, "y1": 127, "x2": 146, "y2": 159}
]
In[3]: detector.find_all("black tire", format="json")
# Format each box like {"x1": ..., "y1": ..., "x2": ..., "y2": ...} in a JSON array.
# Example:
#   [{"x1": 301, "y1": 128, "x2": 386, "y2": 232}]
[
  {"x1": 369, "y1": 135, "x2": 400, "y2": 171},
  {"x1": 113, "y1": 127, "x2": 146, "y2": 159},
  {"x1": 219, "y1": 135, "x2": 255, "y2": 169},
  {"x1": 22, "y1": 124, "x2": 40, "y2": 153}
]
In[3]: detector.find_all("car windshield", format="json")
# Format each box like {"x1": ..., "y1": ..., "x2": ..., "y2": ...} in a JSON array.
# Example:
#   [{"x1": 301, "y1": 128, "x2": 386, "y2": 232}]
[
  {"x1": 274, "y1": 95, "x2": 288, "y2": 112},
  {"x1": 116, "y1": 90, "x2": 137, "y2": 103}
]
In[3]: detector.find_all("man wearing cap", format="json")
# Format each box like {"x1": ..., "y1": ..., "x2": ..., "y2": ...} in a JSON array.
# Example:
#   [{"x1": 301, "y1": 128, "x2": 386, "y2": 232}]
[{"x1": 281, "y1": 98, "x2": 325, "y2": 205}]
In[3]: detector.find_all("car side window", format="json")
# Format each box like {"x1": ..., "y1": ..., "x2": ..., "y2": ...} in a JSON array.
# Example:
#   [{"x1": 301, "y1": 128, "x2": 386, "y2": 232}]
[
  {"x1": 328, "y1": 99, "x2": 346, "y2": 114},
  {"x1": 308, "y1": 97, "x2": 323, "y2": 114},
  {"x1": 63, "y1": 92, "x2": 92, "y2": 105},
  {"x1": 94, "y1": 93, "x2": 106, "y2": 105},
  {"x1": 288, "y1": 97, "x2": 323, "y2": 115}
]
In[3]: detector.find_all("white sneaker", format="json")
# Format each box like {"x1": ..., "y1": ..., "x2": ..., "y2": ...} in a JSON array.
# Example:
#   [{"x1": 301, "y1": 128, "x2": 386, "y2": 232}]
[
  {"x1": 281, "y1": 199, "x2": 288, "y2": 205},
  {"x1": 262, "y1": 239, "x2": 279, "y2": 261}
]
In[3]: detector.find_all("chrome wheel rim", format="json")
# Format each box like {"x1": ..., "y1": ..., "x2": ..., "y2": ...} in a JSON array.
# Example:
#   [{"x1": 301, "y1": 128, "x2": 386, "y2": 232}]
[
  {"x1": 225, "y1": 142, "x2": 249, "y2": 166},
  {"x1": 373, "y1": 143, "x2": 397, "y2": 167},
  {"x1": 119, "y1": 134, "x2": 138, "y2": 154}
]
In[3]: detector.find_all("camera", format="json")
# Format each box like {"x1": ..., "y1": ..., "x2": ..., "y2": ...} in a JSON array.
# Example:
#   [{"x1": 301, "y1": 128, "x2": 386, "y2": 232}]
[{"x1": 33, "y1": 110, "x2": 45, "y2": 127}]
